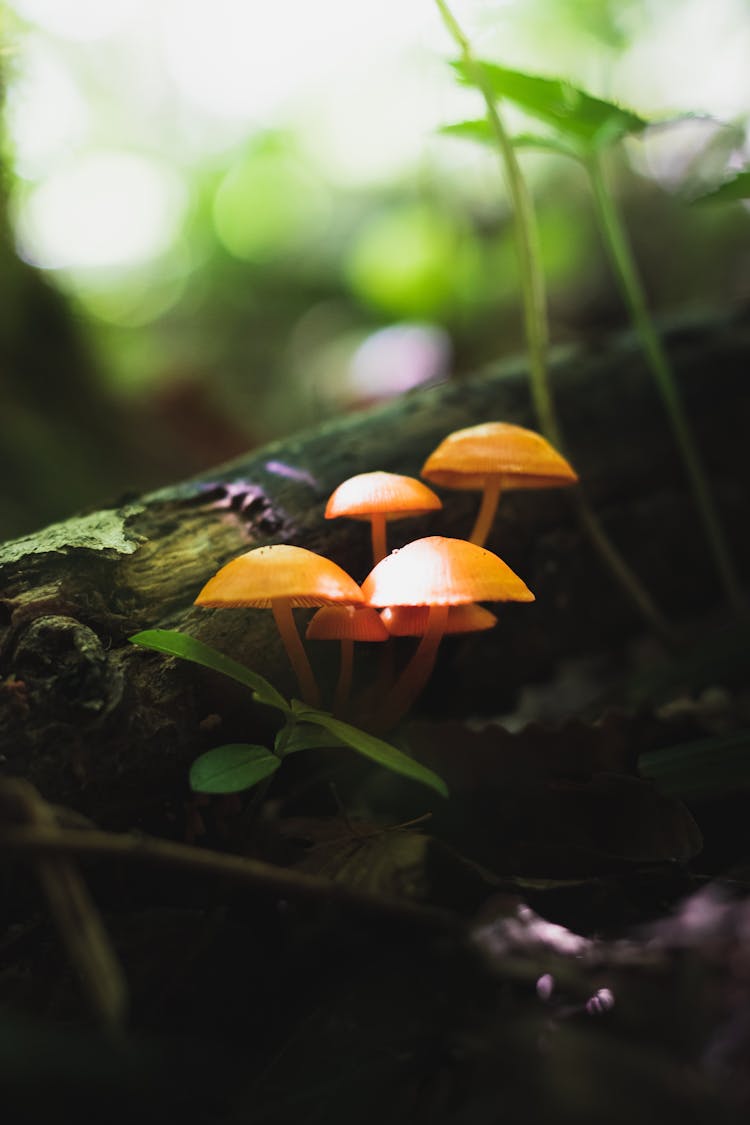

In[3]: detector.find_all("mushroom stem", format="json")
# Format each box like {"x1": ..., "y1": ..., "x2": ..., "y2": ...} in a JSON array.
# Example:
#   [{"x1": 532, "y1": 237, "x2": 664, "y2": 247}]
[
  {"x1": 333, "y1": 638, "x2": 354, "y2": 717},
  {"x1": 350, "y1": 638, "x2": 394, "y2": 725},
  {"x1": 379, "y1": 604, "x2": 450, "y2": 730},
  {"x1": 469, "y1": 477, "x2": 502, "y2": 546},
  {"x1": 370, "y1": 514, "x2": 388, "y2": 565},
  {"x1": 271, "y1": 598, "x2": 320, "y2": 707}
]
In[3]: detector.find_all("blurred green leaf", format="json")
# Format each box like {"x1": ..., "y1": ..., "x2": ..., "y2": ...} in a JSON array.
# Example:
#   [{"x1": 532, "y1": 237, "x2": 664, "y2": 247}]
[
  {"x1": 453, "y1": 60, "x2": 647, "y2": 151},
  {"x1": 292, "y1": 703, "x2": 448, "y2": 798},
  {"x1": 441, "y1": 119, "x2": 579, "y2": 160},
  {"x1": 129, "y1": 629, "x2": 290, "y2": 713},
  {"x1": 189, "y1": 743, "x2": 280, "y2": 794},
  {"x1": 512, "y1": 132, "x2": 582, "y2": 158},
  {"x1": 692, "y1": 170, "x2": 750, "y2": 205},
  {"x1": 439, "y1": 118, "x2": 496, "y2": 146}
]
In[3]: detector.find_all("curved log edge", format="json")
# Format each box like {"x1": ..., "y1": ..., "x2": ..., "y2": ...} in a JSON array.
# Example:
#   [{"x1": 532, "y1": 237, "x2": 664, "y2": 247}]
[{"x1": 1, "y1": 309, "x2": 749, "y2": 815}]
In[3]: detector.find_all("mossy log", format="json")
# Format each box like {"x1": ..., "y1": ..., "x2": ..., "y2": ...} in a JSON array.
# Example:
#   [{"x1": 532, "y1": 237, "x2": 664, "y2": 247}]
[{"x1": 1, "y1": 310, "x2": 748, "y2": 819}]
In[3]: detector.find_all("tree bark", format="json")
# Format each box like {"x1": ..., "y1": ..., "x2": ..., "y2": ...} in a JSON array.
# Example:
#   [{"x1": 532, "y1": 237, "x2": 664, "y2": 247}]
[{"x1": 1, "y1": 309, "x2": 748, "y2": 818}]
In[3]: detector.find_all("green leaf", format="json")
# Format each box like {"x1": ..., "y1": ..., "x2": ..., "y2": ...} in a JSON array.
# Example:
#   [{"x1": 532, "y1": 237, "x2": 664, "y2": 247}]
[
  {"x1": 129, "y1": 629, "x2": 290, "y2": 713},
  {"x1": 293, "y1": 704, "x2": 449, "y2": 799},
  {"x1": 439, "y1": 118, "x2": 496, "y2": 145},
  {"x1": 511, "y1": 131, "x2": 582, "y2": 158},
  {"x1": 441, "y1": 118, "x2": 580, "y2": 159},
  {"x1": 453, "y1": 60, "x2": 647, "y2": 151},
  {"x1": 692, "y1": 169, "x2": 750, "y2": 205},
  {"x1": 275, "y1": 721, "x2": 343, "y2": 756},
  {"x1": 189, "y1": 743, "x2": 281, "y2": 794}
]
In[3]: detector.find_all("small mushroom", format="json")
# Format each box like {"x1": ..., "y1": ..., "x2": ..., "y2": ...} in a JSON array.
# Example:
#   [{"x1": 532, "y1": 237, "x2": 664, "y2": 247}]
[
  {"x1": 421, "y1": 422, "x2": 578, "y2": 547},
  {"x1": 306, "y1": 604, "x2": 389, "y2": 716},
  {"x1": 195, "y1": 544, "x2": 363, "y2": 707},
  {"x1": 362, "y1": 536, "x2": 533, "y2": 729},
  {"x1": 380, "y1": 603, "x2": 497, "y2": 636},
  {"x1": 325, "y1": 471, "x2": 442, "y2": 565}
]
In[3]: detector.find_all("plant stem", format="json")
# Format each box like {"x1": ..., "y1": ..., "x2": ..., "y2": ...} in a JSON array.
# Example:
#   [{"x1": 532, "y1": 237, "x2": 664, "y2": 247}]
[
  {"x1": 433, "y1": 0, "x2": 556, "y2": 445},
  {"x1": 587, "y1": 149, "x2": 744, "y2": 613},
  {"x1": 433, "y1": 0, "x2": 674, "y2": 642},
  {"x1": 570, "y1": 490, "x2": 671, "y2": 637}
]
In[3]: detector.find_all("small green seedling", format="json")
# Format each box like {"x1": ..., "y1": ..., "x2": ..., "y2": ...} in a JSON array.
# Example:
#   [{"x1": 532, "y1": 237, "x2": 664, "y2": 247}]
[
  {"x1": 441, "y1": 49, "x2": 743, "y2": 612},
  {"x1": 129, "y1": 629, "x2": 448, "y2": 799},
  {"x1": 432, "y1": 0, "x2": 672, "y2": 642}
]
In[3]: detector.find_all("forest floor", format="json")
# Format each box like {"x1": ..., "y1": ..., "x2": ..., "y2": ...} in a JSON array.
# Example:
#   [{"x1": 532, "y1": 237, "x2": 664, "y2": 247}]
[
  {"x1": 2, "y1": 601, "x2": 750, "y2": 1125},
  {"x1": 2, "y1": 311, "x2": 749, "y2": 1123}
]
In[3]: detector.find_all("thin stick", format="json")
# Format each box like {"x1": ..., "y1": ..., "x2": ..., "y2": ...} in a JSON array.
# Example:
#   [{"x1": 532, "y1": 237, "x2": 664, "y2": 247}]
[
  {"x1": 0, "y1": 779, "x2": 127, "y2": 1032},
  {"x1": 0, "y1": 824, "x2": 460, "y2": 932}
]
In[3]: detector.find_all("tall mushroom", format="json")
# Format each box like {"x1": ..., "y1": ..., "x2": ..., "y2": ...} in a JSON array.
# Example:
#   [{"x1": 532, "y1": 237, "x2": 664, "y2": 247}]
[
  {"x1": 195, "y1": 544, "x2": 363, "y2": 707},
  {"x1": 325, "y1": 471, "x2": 442, "y2": 566},
  {"x1": 362, "y1": 536, "x2": 534, "y2": 729},
  {"x1": 421, "y1": 422, "x2": 578, "y2": 547},
  {"x1": 306, "y1": 605, "x2": 389, "y2": 716}
]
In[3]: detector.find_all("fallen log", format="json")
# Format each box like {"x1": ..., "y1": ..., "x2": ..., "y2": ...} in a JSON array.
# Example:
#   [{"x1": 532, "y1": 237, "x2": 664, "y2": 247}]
[{"x1": 1, "y1": 309, "x2": 748, "y2": 817}]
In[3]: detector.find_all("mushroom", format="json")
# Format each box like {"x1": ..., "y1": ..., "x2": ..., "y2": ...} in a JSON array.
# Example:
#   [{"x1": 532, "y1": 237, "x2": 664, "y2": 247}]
[
  {"x1": 362, "y1": 536, "x2": 533, "y2": 729},
  {"x1": 376, "y1": 604, "x2": 497, "y2": 720},
  {"x1": 325, "y1": 471, "x2": 442, "y2": 565},
  {"x1": 306, "y1": 605, "x2": 389, "y2": 716},
  {"x1": 380, "y1": 602, "x2": 497, "y2": 636},
  {"x1": 195, "y1": 544, "x2": 363, "y2": 707},
  {"x1": 421, "y1": 422, "x2": 578, "y2": 547}
]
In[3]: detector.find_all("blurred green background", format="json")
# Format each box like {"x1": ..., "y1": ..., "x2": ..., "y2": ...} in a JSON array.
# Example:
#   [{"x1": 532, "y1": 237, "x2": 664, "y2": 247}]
[{"x1": 1, "y1": 0, "x2": 748, "y2": 538}]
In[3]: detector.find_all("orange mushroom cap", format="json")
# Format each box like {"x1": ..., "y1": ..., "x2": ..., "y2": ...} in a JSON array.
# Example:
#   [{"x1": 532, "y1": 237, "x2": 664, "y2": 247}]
[
  {"x1": 195, "y1": 544, "x2": 364, "y2": 608},
  {"x1": 361, "y1": 536, "x2": 534, "y2": 607},
  {"x1": 306, "y1": 604, "x2": 389, "y2": 642},
  {"x1": 380, "y1": 603, "x2": 497, "y2": 636},
  {"x1": 421, "y1": 422, "x2": 578, "y2": 491},
  {"x1": 325, "y1": 471, "x2": 442, "y2": 521}
]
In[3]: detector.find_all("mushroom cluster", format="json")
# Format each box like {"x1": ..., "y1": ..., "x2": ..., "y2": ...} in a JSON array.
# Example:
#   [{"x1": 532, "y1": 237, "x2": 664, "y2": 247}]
[
  {"x1": 194, "y1": 423, "x2": 576, "y2": 729},
  {"x1": 362, "y1": 535, "x2": 533, "y2": 729}
]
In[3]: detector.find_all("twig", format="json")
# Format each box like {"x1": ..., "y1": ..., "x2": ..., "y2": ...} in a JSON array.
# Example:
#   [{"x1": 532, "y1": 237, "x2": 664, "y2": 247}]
[
  {"x1": 0, "y1": 823, "x2": 461, "y2": 933},
  {"x1": 0, "y1": 779, "x2": 128, "y2": 1032},
  {"x1": 307, "y1": 810, "x2": 434, "y2": 850}
]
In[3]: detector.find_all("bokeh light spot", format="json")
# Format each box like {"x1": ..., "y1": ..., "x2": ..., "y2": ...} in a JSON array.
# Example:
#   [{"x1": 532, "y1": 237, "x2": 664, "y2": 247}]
[
  {"x1": 346, "y1": 204, "x2": 475, "y2": 318},
  {"x1": 11, "y1": 0, "x2": 142, "y2": 41},
  {"x1": 14, "y1": 150, "x2": 187, "y2": 271},
  {"x1": 212, "y1": 144, "x2": 330, "y2": 263}
]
